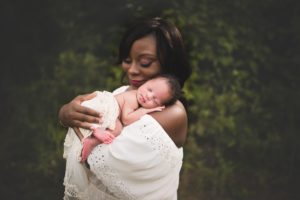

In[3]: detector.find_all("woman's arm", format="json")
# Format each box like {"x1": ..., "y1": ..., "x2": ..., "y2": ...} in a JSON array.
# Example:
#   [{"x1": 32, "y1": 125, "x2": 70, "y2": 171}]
[
  {"x1": 58, "y1": 92, "x2": 102, "y2": 129},
  {"x1": 149, "y1": 101, "x2": 188, "y2": 148}
]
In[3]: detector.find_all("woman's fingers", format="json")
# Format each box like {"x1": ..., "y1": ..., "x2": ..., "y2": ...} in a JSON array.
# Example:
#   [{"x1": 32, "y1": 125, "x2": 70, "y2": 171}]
[
  {"x1": 59, "y1": 92, "x2": 101, "y2": 129},
  {"x1": 75, "y1": 92, "x2": 97, "y2": 103},
  {"x1": 78, "y1": 105, "x2": 101, "y2": 118},
  {"x1": 73, "y1": 112, "x2": 102, "y2": 125},
  {"x1": 73, "y1": 121, "x2": 96, "y2": 130}
]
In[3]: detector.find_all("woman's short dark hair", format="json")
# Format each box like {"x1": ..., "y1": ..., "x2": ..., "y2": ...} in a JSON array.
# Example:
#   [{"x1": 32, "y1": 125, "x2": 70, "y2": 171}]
[{"x1": 117, "y1": 17, "x2": 191, "y2": 88}]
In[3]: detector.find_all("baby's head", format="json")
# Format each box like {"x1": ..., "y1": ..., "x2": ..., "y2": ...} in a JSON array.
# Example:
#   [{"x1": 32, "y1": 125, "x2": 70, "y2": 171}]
[
  {"x1": 137, "y1": 74, "x2": 181, "y2": 108},
  {"x1": 156, "y1": 74, "x2": 182, "y2": 106}
]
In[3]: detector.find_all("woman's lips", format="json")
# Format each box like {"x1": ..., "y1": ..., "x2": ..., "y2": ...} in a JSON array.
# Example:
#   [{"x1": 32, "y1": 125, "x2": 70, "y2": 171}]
[{"x1": 130, "y1": 79, "x2": 144, "y2": 87}]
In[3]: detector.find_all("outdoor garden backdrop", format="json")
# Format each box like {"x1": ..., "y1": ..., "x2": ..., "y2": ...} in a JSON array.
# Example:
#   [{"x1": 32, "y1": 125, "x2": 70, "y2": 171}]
[{"x1": 1, "y1": 0, "x2": 299, "y2": 199}]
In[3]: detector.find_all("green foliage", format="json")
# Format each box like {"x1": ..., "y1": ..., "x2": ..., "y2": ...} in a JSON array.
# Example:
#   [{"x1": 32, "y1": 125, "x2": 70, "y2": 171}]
[
  {"x1": 171, "y1": 0, "x2": 300, "y2": 199},
  {"x1": 1, "y1": 0, "x2": 299, "y2": 199}
]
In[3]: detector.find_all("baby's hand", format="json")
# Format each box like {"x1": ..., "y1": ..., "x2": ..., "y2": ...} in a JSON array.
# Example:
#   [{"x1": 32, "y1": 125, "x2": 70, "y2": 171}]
[{"x1": 147, "y1": 106, "x2": 165, "y2": 113}]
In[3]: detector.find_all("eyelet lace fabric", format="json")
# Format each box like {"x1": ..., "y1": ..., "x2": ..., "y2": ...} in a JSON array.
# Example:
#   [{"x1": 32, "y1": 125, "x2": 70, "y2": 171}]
[
  {"x1": 87, "y1": 115, "x2": 183, "y2": 199},
  {"x1": 88, "y1": 146, "x2": 136, "y2": 199},
  {"x1": 63, "y1": 86, "x2": 183, "y2": 200},
  {"x1": 137, "y1": 117, "x2": 182, "y2": 169}
]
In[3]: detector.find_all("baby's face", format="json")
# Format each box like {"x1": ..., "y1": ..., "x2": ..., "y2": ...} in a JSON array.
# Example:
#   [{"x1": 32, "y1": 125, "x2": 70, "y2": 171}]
[{"x1": 136, "y1": 78, "x2": 171, "y2": 108}]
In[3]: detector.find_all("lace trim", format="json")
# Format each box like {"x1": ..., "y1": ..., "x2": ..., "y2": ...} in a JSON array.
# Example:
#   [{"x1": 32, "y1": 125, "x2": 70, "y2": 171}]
[
  {"x1": 88, "y1": 144, "x2": 136, "y2": 200},
  {"x1": 63, "y1": 136, "x2": 86, "y2": 199},
  {"x1": 64, "y1": 176, "x2": 120, "y2": 200},
  {"x1": 63, "y1": 182, "x2": 89, "y2": 200}
]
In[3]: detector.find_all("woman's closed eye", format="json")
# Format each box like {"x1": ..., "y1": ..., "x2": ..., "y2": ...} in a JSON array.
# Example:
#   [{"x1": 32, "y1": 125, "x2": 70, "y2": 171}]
[
  {"x1": 139, "y1": 57, "x2": 156, "y2": 68},
  {"x1": 140, "y1": 62, "x2": 152, "y2": 68},
  {"x1": 123, "y1": 58, "x2": 132, "y2": 64}
]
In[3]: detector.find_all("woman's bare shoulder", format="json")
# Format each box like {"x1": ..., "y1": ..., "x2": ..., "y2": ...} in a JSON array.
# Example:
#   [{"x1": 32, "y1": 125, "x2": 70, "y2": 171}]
[{"x1": 149, "y1": 101, "x2": 188, "y2": 147}]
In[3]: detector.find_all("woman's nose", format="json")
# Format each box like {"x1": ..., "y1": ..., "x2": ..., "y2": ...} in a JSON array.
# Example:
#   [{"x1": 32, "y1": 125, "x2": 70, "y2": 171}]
[{"x1": 127, "y1": 62, "x2": 139, "y2": 74}]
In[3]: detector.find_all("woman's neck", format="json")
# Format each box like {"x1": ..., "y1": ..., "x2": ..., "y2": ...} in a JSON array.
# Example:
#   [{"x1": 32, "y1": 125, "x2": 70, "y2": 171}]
[{"x1": 127, "y1": 85, "x2": 137, "y2": 91}]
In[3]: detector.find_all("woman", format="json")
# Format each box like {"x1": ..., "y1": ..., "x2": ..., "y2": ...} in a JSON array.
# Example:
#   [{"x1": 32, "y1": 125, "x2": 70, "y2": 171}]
[{"x1": 60, "y1": 17, "x2": 191, "y2": 199}]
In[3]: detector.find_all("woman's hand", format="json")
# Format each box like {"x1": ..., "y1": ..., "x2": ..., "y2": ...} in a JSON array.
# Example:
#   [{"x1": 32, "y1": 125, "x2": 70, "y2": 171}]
[{"x1": 58, "y1": 92, "x2": 102, "y2": 129}]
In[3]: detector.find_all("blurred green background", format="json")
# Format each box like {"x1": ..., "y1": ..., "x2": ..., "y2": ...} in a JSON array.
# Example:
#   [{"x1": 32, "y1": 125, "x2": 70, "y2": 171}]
[{"x1": 1, "y1": 0, "x2": 299, "y2": 199}]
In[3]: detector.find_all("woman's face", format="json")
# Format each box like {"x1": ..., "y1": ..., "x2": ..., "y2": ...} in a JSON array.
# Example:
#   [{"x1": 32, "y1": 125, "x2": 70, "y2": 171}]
[{"x1": 122, "y1": 34, "x2": 161, "y2": 89}]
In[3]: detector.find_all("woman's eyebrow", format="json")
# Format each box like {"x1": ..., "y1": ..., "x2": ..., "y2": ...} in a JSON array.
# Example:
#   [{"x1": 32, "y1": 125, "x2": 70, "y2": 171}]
[{"x1": 138, "y1": 53, "x2": 157, "y2": 59}]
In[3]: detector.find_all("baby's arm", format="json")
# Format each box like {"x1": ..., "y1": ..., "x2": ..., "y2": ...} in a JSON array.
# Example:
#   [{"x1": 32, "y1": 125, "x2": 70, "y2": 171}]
[
  {"x1": 121, "y1": 105, "x2": 165, "y2": 126},
  {"x1": 115, "y1": 91, "x2": 165, "y2": 126}
]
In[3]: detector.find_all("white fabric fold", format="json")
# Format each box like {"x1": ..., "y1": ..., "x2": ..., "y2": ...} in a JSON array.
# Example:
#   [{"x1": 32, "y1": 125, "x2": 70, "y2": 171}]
[{"x1": 63, "y1": 86, "x2": 183, "y2": 200}]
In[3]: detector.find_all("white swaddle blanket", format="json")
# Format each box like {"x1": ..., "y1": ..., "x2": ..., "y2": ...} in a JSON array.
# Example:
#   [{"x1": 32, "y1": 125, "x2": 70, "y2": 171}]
[
  {"x1": 64, "y1": 91, "x2": 119, "y2": 162},
  {"x1": 63, "y1": 86, "x2": 183, "y2": 200}
]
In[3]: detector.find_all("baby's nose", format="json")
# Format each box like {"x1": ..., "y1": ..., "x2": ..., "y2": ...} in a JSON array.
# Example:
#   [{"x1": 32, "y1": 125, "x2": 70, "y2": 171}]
[{"x1": 147, "y1": 93, "x2": 154, "y2": 100}]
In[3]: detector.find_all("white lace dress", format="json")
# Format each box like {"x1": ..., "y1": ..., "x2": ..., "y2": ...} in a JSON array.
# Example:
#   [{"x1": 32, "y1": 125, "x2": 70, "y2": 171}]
[{"x1": 63, "y1": 86, "x2": 183, "y2": 200}]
